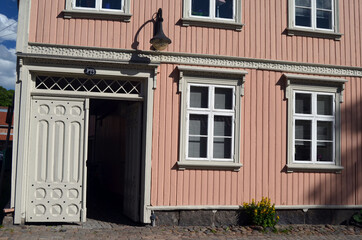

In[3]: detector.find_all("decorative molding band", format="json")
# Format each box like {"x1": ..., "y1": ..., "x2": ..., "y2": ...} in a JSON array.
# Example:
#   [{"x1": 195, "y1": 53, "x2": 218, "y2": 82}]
[{"x1": 26, "y1": 43, "x2": 362, "y2": 77}]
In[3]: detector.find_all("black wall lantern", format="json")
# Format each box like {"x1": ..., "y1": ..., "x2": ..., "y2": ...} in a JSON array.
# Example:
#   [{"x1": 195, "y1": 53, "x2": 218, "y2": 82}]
[{"x1": 150, "y1": 8, "x2": 172, "y2": 51}]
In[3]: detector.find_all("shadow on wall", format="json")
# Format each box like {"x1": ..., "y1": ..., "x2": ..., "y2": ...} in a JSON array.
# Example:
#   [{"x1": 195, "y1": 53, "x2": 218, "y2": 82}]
[{"x1": 305, "y1": 93, "x2": 362, "y2": 224}]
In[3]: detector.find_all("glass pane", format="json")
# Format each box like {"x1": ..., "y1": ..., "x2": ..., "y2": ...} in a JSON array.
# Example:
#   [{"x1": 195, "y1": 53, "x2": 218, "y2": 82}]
[
  {"x1": 317, "y1": 95, "x2": 333, "y2": 115},
  {"x1": 214, "y1": 116, "x2": 232, "y2": 136},
  {"x1": 295, "y1": 93, "x2": 311, "y2": 114},
  {"x1": 102, "y1": 0, "x2": 123, "y2": 10},
  {"x1": 317, "y1": 142, "x2": 333, "y2": 162},
  {"x1": 189, "y1": 136, "x2": 207, "y2": 158},
  {"x1": 296, "y1": 0, "x2": 311, "y2": 7},
  {"x1": 317, "y1": 121, "x2": 333, "y2": 140},
  {"x1": 213, "y1": 138, "x2": 231, "y2": 158},
  {"x1": 215, "y1": 88, "x2": 233, "y2": 109},
  {"x1": 317, "y1": 0, "x2": 332, "y2": 10},
  {"x1": 189, "y1": 114, "x2": 208, "y2": 135},
  {"x1": 76, "y1": 0, "x2": 96, "y2": 8},
  {"x1": 317, "y1": 10, "x2": 332, "y2": 29},
  {"x1": 295, "y1": 7, "x2": 312, "y2": 27},
  {"x1": 295, "y1": 141, "x2": 311, "y2": 161},
  {"x1": 215, "y1": 0, "x2": 233, "y2": 19},
  {"x1": 295, "y1": 120, "x2": 312, "y2": 140},
  {"x1": 192, "y1": 0, "x2": 210, "y2": 17},
  {"x1": 190, "y1": 86, "x2": 208, "y2": 108}
]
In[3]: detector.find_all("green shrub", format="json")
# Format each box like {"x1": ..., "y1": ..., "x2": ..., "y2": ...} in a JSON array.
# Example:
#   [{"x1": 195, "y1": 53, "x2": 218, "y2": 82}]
[{"x1": 243, "y1": 197, "x2": 279, "y2": 229}]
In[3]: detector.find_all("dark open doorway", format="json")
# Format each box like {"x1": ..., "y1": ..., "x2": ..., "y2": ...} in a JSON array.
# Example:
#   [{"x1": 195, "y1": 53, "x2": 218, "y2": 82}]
[{"x1": 86, "y1": 99, "x2": 143, "y2": 225}]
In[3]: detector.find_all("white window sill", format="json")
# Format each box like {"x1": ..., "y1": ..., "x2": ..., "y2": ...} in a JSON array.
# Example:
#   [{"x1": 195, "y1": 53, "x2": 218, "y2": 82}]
[
  {"x1": 181, "y1": 18, "x2": 244, "y2": 31},
  {"x1": 62, "y1": 9, "x2": 132, "y2": 21},
  {"x1": 177, "y1": 161, "x2": 242, "y2": 171},
  {"x1": 286, "y1": 28, "x2": 343, "y2": 40},
  {"x1": 286, "y1": 163, "x2": 344, "y2": 173}
]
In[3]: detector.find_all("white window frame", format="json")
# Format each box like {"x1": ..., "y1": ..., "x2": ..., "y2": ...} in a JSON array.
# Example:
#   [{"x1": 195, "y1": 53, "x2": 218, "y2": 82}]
[
  {"x1": 177, "y1": 66, "x2": 247, "y2": 171},
  {"x1": 186, "y1": 84, "x2": 235, "y2": 162},
  {"x1": 73, "y1": 0, "x2": 125, "y2": 12},
  {"x1": 182, "y1": 0, "x2": 243, "y2": 31},
  {"x1": 63, "y1": 0, "x2": 132, "y2": 21},
  {"x1": 284, "y1": 73, "x2": 347, "y2": 173},
  {"x1": 287, "y1": 0, "x2": 342, "y2": 40},
  {"x1": 292, "y1": 91, "x2": 336, "y2": 164}
]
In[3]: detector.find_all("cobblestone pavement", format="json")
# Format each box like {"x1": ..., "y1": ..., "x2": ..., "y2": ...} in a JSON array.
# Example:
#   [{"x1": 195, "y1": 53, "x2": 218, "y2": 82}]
[{"x1": 0, "y1": 216, "x2": 361, "y2": 239}]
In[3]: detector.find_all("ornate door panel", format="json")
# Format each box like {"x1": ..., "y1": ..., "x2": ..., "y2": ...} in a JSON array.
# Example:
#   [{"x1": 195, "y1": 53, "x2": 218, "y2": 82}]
[{"x1": 26, "y1": 96, "x2": 88, "y2": 222}]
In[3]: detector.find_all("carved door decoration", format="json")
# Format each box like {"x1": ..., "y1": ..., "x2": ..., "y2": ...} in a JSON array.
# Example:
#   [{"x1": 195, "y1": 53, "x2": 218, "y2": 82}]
[{"x1": 26, "y1": 96, "x2": 88, "y2": 222}]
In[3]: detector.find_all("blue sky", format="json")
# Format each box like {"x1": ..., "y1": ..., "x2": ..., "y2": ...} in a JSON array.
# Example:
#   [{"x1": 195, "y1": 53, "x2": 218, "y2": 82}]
[{"x1": 0, "y1": 0, "x2": 18, "y2": 90}]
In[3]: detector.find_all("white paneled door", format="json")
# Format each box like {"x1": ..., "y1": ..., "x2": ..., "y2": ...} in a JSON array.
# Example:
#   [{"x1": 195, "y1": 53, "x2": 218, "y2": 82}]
[{"x1": 26, "y1": 96, "x2": 89, "y2": 222}]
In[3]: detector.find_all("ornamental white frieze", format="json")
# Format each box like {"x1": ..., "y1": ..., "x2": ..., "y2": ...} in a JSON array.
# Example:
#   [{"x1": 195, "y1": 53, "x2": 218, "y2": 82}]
[{"x1": 27, "y1": 44, "x2": 362, "y2": 77}]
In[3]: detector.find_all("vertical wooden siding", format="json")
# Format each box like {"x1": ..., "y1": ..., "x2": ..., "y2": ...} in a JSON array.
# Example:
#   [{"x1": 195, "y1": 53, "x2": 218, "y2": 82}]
[
  {"x1": 29, "y1": 0, "x2": 362, "y2": 67},
  {"x1": 151, "y1": 64, "x2": 362, "y2": 206}
]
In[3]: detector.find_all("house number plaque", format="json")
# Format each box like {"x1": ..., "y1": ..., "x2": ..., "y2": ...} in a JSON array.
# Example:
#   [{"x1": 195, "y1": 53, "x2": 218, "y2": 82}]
[{"x1": 84, "y1": 67, "x2": 96, "y2": 76}]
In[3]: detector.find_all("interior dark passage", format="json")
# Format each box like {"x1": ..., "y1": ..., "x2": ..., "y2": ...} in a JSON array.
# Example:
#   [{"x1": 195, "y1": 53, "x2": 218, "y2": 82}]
[{"x1": 86, "y1": 99, "x2": 143, "y2": 225}]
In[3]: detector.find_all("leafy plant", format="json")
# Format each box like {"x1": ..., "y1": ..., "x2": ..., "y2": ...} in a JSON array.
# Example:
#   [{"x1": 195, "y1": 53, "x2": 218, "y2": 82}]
[
  {"x1": 353, "y1": 210, "x2": 362, "y2": 223},
  {"x1": 243, "y1": 197, "x2": 279, "y2": 229}
]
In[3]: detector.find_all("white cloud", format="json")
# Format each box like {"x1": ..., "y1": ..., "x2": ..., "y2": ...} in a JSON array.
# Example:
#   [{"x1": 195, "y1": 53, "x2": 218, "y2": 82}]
[
  {"x1": 0, "y1": 44, "x2": 16, "y2": 89},
  {"x1": 0, "y1": 13, "x2": 17, "y2": 43}
]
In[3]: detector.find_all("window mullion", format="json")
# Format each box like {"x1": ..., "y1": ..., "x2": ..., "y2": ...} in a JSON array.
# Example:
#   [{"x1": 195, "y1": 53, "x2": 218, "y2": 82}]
[
  {"x1": 97, "y1": 0, "x2": 101, "y2": 10},
  {"x1": 312, "y1": 93, "x2": 317, "y2": 163},
  {"x1": 210, "y1": 0, "x2": 215, "y2": 19}
]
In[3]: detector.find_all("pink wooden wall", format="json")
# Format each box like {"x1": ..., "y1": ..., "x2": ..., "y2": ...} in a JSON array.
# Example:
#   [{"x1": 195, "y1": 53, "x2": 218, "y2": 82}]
[
  {"x1": 29, "y1": 0, "x2": 362, "y2": 67},
  {"x1": 151, "y1": 64, "x2": 362, "y2": 206},
  {"x1": 27, "y1": 0, "x2": 362, "y2": 206}
]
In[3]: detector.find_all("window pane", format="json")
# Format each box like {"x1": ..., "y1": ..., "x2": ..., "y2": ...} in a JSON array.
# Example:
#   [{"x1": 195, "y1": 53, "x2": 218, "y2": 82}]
[
  {"x1": 215, "y1": 87, "x2": 233, "y2": 109},
  {"x1": 295, "y1": 7, "x2": 312, "y2": 27},
  {"x1": 213, "y1": 138, "x2": 231, "y2": 158},
  {"x1": 295, "y1": 120, "x2": 312, "y2": 140},
  {"x1": 295, "y1": 141, "x2": 311, "y2": 161},
  {"x1": 189, "y1": 114, "x2": 208, "y2": 135},
  {"x1": 192, "y1": 0, "x2": 210, "y2": 17},
  {"x1": 317, "y1": 142, "x2": 333, "y2": 162},
  {"x1": 317, "y1": 0, "x2": 332, "y2": 10},
  {"x1": 295, "y1": 93, "x2": 311, "y2": 114},
  {"x1": 214, "y1": 116, "x2": 232, "y2": 136},
  {"x1": 317, "y1": 121, "x2": 333, "y2": 140},
  {"x1": 189, "y1": 136, "x2": 207, "y2": 158},
  {"x1": 317, "y1": 10, "x2": 332, "y2": 29},
  {"x1": 296, "y1": 0, "x2": 311, "y2": 7},
  {"x1": 190, "y1": 86, "x2": 208, "y2": 108},
  {"x1": 215, "y1": 0, "x2": 233, "y2": 19},
  {"x1": 76, "y1": 0, "x2": 96, "y2": 8},
  {"x1": 102, "y1": 0, "x2": 123, "y2": 10},
  {"x1": 317, "y1": 95, "x2": 333, "y2": 115}
]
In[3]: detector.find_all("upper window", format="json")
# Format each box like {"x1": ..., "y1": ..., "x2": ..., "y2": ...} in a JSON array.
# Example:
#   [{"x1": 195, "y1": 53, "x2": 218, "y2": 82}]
[
  {"x1": 295, "y1": 0, "x2": 333, "y2": 30},
  {"x1": 287, "y1": 0, "x2": 342, "y2": 40},
  {"x1": 63, "y1": 0, "x2": 131, "y2": 21},
  {"x1": 177, "y1": 66, "x2": 247, "y2": 171},
  {"x1": 75, "y1": 0, "x2": 123, "y2": 11},
  {"x1": 182, "y1": 0, "x2": 243, "y2": 31},
  {"x1": 284, "y1": 74, "x2": 347, "y2": 173}
]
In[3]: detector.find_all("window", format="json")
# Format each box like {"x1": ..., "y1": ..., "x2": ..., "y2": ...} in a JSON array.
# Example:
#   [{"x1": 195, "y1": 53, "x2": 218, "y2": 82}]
[
  {"x1": 63, "y1": 0, "x2": 132, "y2": 21},
  {"x1": 75, "y1": 0, "x2": 123, "y2": 11},
  {"x1": 177, "y1": 66, "x2": 247, "y2": 171},
  {"x1": 287, "y1": 0, "x2": 342, "y2": 40},
  {"x1": 182, "y1": 0, "x2": 243, "y2": 31},
  {"x1": 284, "y1": 74, "x2": 347, "y2": 172}
]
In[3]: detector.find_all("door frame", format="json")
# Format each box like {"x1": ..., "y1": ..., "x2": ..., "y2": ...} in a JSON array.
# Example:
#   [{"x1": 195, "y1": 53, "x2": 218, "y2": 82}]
[{"x1": 12, "y1": 63, "x2": 157, "y2": 224}]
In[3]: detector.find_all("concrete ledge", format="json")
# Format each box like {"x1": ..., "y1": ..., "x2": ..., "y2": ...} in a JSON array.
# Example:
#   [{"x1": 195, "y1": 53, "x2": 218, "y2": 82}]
[{"x1": 153, "y1": 209, "x2": 362, "y2": 226}]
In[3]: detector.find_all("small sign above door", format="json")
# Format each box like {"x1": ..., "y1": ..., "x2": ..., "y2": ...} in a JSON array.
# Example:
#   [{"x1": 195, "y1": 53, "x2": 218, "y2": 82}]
[{"x1": 84, "y1": 67, "x2": 96, "y2": 76}]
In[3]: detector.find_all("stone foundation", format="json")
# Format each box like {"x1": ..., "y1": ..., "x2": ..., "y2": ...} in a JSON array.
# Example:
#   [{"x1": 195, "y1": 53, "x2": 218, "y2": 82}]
[{"x1": 154, "y1": 209, "x2": 360, "y2": 226}]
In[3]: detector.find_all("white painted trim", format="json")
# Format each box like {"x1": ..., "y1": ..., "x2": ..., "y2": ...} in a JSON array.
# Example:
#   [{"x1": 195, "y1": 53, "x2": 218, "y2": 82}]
[
  {"x1": 12, "y1": 62, "x2": 156, "y2": 224},
  {"x1": 63, "y1": 0, "x2": 132, "y2": 21},
  {"x1": 16, "y1": 0, "x2": 31, "y2": 53},
  {"x1": 147, "y1": 205, "x2": 362, "y2": 211},
  {"x1": 287, "y1": 0, "x2": 341, "y2": 40},
  {"x1": 284, "y1": 74, "x2": 347, "y2": 83},
  {"x1": 25, "y1": 43, "x2": 362, "y2": 77}
]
